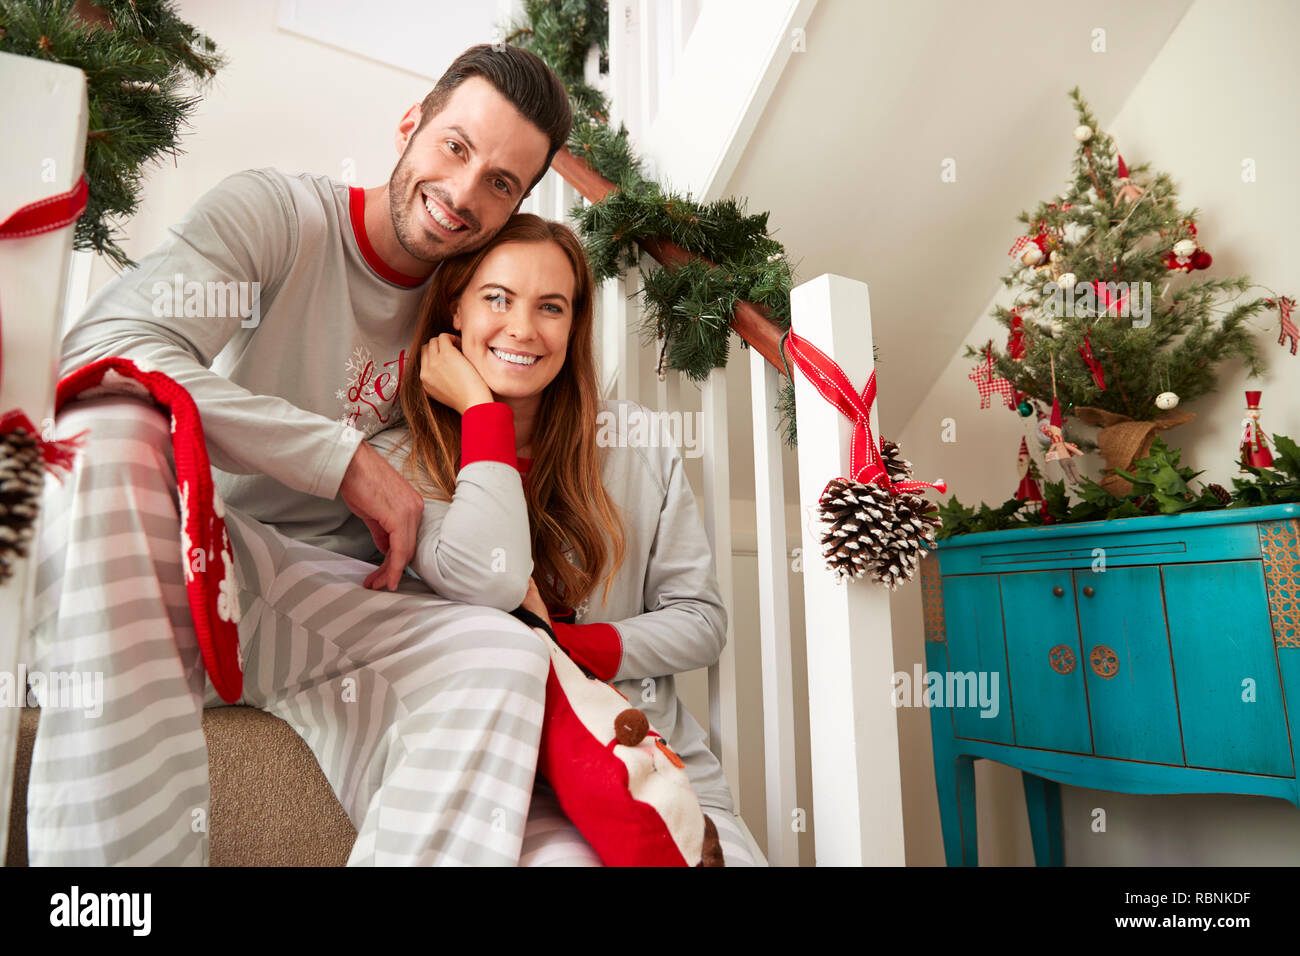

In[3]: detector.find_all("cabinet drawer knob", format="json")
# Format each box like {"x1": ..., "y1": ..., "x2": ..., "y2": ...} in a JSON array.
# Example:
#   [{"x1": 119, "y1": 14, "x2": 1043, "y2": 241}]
[
  {"x1": 1082, "y1": 586, "x2": 1095, "y2": 597},
  {"x1": 1089, "y1": 645, "x2": 1120, "y2": 678},
  {"x1": 1052, "y1": 586, "x2": 1064, "y2": 597},
  {"x1": 1049, "y1": 645, "x2": 1076, "y2": 674}
]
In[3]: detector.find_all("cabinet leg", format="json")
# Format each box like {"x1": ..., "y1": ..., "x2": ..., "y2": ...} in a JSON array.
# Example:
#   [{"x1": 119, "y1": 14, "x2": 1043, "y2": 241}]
[
  {"x1": 1022, "y1": 772, "x2": 1064, "y2": 866},
  {"x1": 936, "y1": 753, "x2": 979, "y2": 866}
]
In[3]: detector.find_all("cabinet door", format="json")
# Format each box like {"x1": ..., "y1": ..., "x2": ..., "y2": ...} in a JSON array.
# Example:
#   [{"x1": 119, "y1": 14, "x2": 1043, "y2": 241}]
[
  {"x1": 940, "y1": 574, "x2": 1014, "y2": 744},
  {"x1": 999, "y1": 570, "x2": 1092, "y2": 754},
  {"x1": 1162, "y1": 561, "x2": 1294, "y2": 777},
  {"x1": 1073, "y1": 566, "x2": 1183, "y2": 765}
]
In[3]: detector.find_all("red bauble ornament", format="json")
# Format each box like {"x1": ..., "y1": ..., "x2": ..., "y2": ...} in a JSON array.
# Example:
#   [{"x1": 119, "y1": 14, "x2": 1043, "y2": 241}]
[{"x1": 1192, "y1": 250, "x2": 1212, "y2": 270}]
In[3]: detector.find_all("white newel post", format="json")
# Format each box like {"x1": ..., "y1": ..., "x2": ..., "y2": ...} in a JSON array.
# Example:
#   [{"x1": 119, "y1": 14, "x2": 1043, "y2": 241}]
[
  {"x1": 790, "y1": 274, "x2": 906, "y2": 866},
  {"x1": 0, "y1": 52, "x2": 89, "y2": 865}
]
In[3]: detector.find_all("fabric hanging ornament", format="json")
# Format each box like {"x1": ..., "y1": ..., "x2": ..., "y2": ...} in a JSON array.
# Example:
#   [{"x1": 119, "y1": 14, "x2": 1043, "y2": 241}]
[
  {"x1": 1091, "y1": 280, "x2": 1130, "y2": 318},
  {"x1": 1240, "y1": 390, "x2": 1275, "y2": 470},
  {"x1": 782, "y1": 330, "x2": 946, "y2": 590},
  {"x1": 1043, "y1": 353, "x2": 1086, "y2": 485},
  {"x1": 1163, "y1": 221, "x2": 1212, "y2": 273},
  {"x1": 1007, "y1": 311, "x2": 1027, "y2": 360},
  {"x1": 1014, "y1": 436, "x2": 1046, "y2": 515},
  {"x1": 1076, "y1": 330, "x2": 1107, "y2": 390},
  {"x1": 0, "y1": 176, "x2": 93, "y2": 585},
  {"x1": 1115, "y1": 154, "x2": 1145, "y2": 203},
  {"x1": 968, "y1": 340, "x2": 1018, "y2": 410},
  {"x1": 1267, "y1": 296, "x2": 1297, "y2": 355},
  {"x1": 55, "y1": 357, "x2": 245, "y2": 702}
]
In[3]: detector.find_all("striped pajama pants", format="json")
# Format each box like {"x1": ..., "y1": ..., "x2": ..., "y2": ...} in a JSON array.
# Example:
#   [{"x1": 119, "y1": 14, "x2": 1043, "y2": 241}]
[{"x1": 25, "y1": 395, "x2": 758, "y2": 866}]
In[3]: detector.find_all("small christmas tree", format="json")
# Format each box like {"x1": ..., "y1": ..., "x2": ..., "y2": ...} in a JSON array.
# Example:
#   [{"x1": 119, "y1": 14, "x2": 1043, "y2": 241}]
[{"x1": 968, "y1": 87, "x2": 1276, "y2": 495}]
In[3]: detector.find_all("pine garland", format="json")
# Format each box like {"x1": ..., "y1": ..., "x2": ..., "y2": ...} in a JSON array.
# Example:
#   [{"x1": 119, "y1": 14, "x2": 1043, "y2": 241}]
[
  {"x1": 937, "y1": 433, "x2": 1300, "y2": 538},
  {"x1": 0, "y1": 0, "x2": 225, "y2": 268},
  {"x1": 502, "y1": 0, "x2": 801, "y2": 443}
]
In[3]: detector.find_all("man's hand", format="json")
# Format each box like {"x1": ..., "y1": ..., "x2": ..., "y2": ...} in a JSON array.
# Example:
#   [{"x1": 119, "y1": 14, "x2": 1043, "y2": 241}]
[
  {"x1": 520, "y1": 576, "x2": 551, "y2": 627},
  {"x1": 420, "y1": 333, "x2": 494, "y2": 414},
  {"x1": 340, "y1": 441, "x2": 425, "y2": 591}
]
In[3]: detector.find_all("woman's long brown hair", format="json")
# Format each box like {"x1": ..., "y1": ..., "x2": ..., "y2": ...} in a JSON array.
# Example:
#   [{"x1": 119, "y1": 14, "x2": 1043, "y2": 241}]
[{"x1": 396, "y1": 213, "x2": 625, "y2": 610}]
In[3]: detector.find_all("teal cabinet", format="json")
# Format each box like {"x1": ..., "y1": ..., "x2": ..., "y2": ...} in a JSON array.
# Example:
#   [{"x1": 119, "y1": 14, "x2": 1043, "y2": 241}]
[{"x1": 920, "y1": 504, "x2": 1300, "y2": 866}]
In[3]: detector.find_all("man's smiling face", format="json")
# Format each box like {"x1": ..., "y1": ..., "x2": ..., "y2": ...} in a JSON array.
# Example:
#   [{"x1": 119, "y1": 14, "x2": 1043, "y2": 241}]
[{"x1": 388, "y1": 75, "x2": 551, "y2": 264}]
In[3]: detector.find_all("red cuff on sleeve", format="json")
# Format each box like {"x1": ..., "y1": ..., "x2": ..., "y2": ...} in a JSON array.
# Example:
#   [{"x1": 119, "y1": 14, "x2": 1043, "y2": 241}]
[
  {"x1": 459, "y1": 402, "x2": 517, "y2": 469},
  {"x1": 551, "y1": 621, "x2": 623, "y2": 682}
]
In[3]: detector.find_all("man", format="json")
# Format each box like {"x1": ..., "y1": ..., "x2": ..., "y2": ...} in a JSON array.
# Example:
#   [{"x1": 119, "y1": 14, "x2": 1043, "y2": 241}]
[{"x1": 27, "y1": 43, "x2": 590, "y2": 865}]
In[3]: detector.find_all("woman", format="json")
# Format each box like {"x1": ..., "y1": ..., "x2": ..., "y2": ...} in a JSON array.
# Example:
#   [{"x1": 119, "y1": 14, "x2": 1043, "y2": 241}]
[{"x1": 365, "y1": 214, "x2": 758, "y2": 866}]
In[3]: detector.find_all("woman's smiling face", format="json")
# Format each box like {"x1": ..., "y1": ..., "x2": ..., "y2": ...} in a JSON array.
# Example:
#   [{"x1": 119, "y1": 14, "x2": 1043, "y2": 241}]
[{"x1": 451, "y1": 239, "x2": 574, "y2": 400}]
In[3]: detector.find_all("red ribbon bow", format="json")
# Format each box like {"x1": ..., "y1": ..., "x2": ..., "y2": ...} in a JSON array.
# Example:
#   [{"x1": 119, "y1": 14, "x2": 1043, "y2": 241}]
[{"x1": 783, "y1": 329, "x2": 945, "y2": 495}]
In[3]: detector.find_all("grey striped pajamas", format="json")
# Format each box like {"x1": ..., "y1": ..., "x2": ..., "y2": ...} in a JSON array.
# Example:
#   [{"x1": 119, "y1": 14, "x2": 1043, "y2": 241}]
[{"x1": 26, "y1": 395, "x2": 757, "y2": 866}]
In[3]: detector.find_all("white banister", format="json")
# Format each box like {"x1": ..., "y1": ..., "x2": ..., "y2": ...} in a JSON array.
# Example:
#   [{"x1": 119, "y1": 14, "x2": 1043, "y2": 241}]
[
  {"x1": 698, "y1": 368, "x2": 741, "y2": 810},
  {"x1": 749, "y1": 349, "x2": 799, "y2": 866},
  {"x1": 790, "y1": 273, "x2": 906, "y2": 866},
  {"x1": 0, "y1": 51, "x2": 88, "y2": 866}
]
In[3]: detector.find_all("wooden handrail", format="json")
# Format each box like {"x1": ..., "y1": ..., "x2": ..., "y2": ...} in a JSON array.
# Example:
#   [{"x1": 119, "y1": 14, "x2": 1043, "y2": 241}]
[{"x1": 550, "y1": 147, "x2": 790, "y2": 378}]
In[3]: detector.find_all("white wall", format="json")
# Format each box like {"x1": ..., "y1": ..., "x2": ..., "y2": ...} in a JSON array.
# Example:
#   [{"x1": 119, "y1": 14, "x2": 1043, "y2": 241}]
[
  {"x1": 82, "y1": 0, "x2": 460, "y2": 297},
  {"x1": 892, "y1": 0, "x2": 1300, "y2": 865}
]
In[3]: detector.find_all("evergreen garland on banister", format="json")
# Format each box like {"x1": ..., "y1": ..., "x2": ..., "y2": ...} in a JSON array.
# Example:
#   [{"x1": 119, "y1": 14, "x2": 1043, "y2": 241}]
[
  {"x1": 0, "y1": 0, "x2": 226, "y2": 269},
  {"x1": 501, "y1": 0, "x2": 805, "y2": 445}
]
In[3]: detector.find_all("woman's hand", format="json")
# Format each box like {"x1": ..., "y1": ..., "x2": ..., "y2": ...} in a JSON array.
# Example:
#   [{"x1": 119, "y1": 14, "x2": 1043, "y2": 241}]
[
  {"x1": 419, "y1": 333, "x2": 494, "y2": 414},
  {"x1": 521, "y1": 576, "x2": 551, "y2": 627}
]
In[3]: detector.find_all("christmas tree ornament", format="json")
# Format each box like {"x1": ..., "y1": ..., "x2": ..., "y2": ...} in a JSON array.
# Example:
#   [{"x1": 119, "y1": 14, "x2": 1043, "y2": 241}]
[
  {"x1": 1153, "y1": 367, "x2": 1179, "y2": 410},
  {"x1": 1007, "y1": 312, "x2": 1027, "y2": 359},
  {"x1": 1014, "y1": 436, "x2": 1046, "y2": 516},
  {"x1": 1017, "y1": 399, "x2": 1034, "y2": 417},
  {"x1": 1162, "y1": 221, "x2": 1212, "y2": 273},
  {"x1": 1240, "y1": 390, "x2": 1275, "y2": 469},
  {"x1": 1059, "y1": 272, "x2": 1078, "y2": 290},
  {"x1": 1093, "y1": 279, "x2": 1130, "y2": 316},
  {"x1": 1077, "y1": 330, "x2": 1107, "y2": 390},
  {"x1": 1074, "y1": 124, "x2": 1093, "y2": 142},
  {"x1": 1009, "y1": 226, "x2": 1051, "y2": 267},
  {"x1": 968, "y1": 341, "x2": 1018, "y2": 410},
  {"x1": 783, "y1": 329, "x2": 946, "y2": 589},
  {"x1": 1115, "y1": 154, "x2": 1145, "y2": 203},
  {"x1": 1043, "y1": 354, "x2": 1085, "y2": 484},
  {"x1": 1267, "y1": 295, "x2": 1298, "y2": 354},
  {"x1": 1044, "y1": 396, "x2": 1085, "y2": 485}
]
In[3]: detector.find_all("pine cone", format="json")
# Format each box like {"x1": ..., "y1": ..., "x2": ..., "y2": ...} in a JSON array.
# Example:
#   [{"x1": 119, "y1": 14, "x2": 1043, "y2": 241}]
[
  {"x1": 0, "y1": 427, "x2": 44, "y2": 585},
  {"x1": 818, "y1": 477, "x2": 940, "y2": 589},
  {"x1": 1207, "y1": 482, "x2": 1232, "y2": 506},
  {"x1": 818, "y1": 478, "x2": 894, "y2": 581},
  {"x1": 878, "y1": 438, "x2": 913, "y2": 484},
  {"x1": 871, "y1": 492, "x2": 940, "y2": 591}
]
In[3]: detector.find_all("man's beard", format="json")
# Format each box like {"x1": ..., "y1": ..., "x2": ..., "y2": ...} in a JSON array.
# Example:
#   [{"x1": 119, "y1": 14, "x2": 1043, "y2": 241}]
[{"x1": 387, "y1": 151, "x2": 482, "y2": 264}]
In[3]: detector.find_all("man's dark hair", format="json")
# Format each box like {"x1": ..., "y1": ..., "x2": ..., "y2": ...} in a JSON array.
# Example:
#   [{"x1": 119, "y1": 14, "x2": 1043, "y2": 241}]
[{"x1": 418, "y1": 44, "x2": 572, "y2": 198}]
